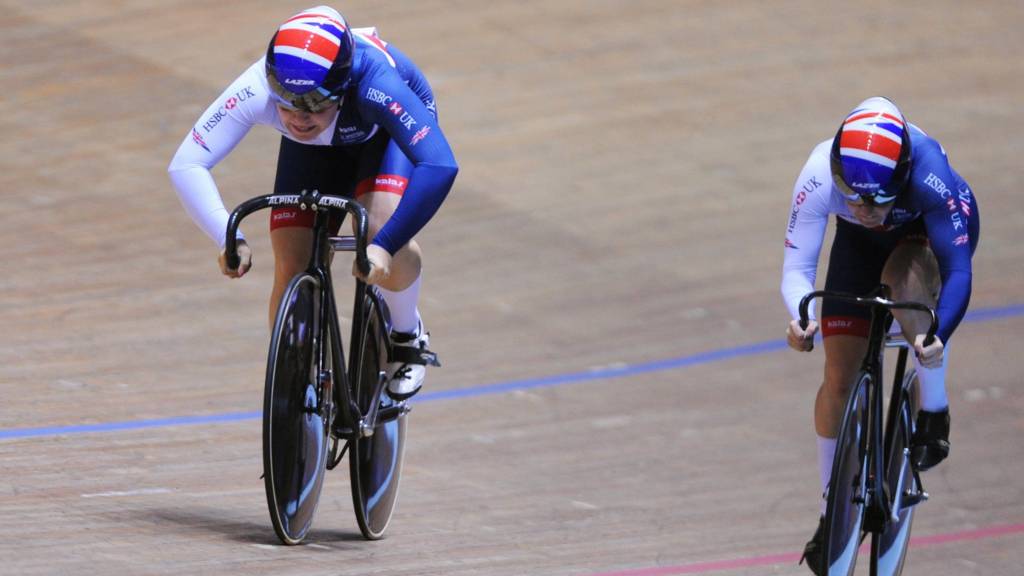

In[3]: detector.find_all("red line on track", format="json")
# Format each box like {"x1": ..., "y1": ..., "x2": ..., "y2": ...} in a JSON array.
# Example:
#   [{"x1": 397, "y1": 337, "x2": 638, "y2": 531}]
[{"x1": 586, "y1": 523, "x2": 1024, "y2": 576}]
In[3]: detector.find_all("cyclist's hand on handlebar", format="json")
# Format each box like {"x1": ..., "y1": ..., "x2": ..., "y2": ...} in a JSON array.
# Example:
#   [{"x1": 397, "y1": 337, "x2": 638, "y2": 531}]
[
  {"x1": 353, "y1": 243, "x2": 391, "y2": 285},
  {"x1": 914, "y1": 333, "x2": 944, "y2": 368},
  {"x1": 219, "y1": 239, "x2": 252, "y2": 278},
  {"x1": 787, "y1": 319, "x2": 818, "y2": 352}
]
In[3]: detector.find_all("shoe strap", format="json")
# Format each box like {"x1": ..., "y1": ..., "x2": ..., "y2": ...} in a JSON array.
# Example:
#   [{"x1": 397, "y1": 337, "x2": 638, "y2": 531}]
[{"x1": 390, "y1": 345, "x2": 441, "y2": 367}]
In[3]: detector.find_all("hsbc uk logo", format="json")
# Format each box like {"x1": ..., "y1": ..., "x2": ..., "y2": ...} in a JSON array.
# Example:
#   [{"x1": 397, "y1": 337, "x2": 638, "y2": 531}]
[
  {"x1": 365, "y1": 87, "x2": 417, "y2": 129},
  {"x1": 202, "y1": 86, "x2": 255, "y2": 133},
  {"x1": 787, "y1": 176, "x2": 821, "y2": 233},
  {"x1": 366, "y1": 87, "x2": 391, "y2": 105},
  {"x1": 924, "y1": 172, "x2": 951, "y2": 198}
]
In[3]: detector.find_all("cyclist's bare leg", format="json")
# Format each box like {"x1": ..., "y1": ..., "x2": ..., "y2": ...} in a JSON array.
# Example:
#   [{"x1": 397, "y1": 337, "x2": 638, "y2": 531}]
[
  {"x1": 357, "y1": 190, "x2": 431, "y2": 397},
  {"x1": 357, "y1": 190, "x2": 422, "y2": 292},
  {"x1": 816, "y1": 335, "x2": 869, "y2": 437},
  {"x1": 269, "y1": 226, "x2": 313, "y2": 329},
  {"x1": 813, "y1": 334, "x2": 868, "y2": 514},
  {"x1": 883, "y1": 241, "x2": 949, "y2": 414},
  {"x1": 883, "y1": 241, "x2": 940, "y2": 336}
]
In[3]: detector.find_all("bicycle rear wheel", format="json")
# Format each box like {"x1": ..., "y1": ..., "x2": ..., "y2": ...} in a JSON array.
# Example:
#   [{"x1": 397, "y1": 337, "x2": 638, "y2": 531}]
[
  {"x1": 349, "y1": 294, "x2": 407, "y2": 540},
  {"x1": 822, "y1": 371, "x2": 870, "y2": 576},
  {"x1": 871, "y1": 368, "x2": 920, "y2": 575},
  {"x1": 263, "y1": 273, "x2": 331, "y2": 545}
]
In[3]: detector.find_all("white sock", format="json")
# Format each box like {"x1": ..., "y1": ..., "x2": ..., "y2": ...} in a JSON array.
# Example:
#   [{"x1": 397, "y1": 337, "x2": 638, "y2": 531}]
[
  {"x1": 817, "y1": 436, "x2": 837, "y2": 516},
  {"x1": 380, "y1": 274, "x2": 421, "y2": 334},
  {"x1": 912, "y1": 344, "x2": 949, "y2": 412}
]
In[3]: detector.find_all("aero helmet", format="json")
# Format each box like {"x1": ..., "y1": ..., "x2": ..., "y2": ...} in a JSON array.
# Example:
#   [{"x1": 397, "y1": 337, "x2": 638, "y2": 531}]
[
  {"x1": 265, "y1": 6, "x2": 355, "y2": 112},
  {"x1": 830, "y1": 96, "x2": 912, "y2": 204}
]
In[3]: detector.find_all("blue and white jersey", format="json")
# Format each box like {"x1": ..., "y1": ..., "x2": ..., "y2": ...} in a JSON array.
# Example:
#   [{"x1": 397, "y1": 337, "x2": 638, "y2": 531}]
[
  {"x1": 782, "y1": 125, "x2": 980, "y2": 342},
  {"x1": 168, "y1": 27, "x2": 457, "y2": 255}
]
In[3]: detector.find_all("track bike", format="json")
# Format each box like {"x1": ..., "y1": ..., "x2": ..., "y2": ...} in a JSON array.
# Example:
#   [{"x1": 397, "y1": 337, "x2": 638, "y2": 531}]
[
  {"x1": 225, "y1": 189, "x2": 436, "y2": 544},
  {"x1": 799, "y1": 288, "x2": 937, "y2": 575}
]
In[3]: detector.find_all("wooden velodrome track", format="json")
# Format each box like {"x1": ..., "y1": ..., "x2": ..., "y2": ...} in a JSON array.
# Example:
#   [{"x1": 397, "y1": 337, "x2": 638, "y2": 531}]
[{"x1": 2, "y1": 1, "x2": 1022, "y2": 574}]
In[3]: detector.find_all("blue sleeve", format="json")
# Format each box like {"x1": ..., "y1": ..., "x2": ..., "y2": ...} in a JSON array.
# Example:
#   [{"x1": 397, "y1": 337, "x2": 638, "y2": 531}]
[
  {"x1": 357, "y1": 70, "x2": 458, "y2": 255},
  {"x1": 911, "y1": 145, "x2": 974, "y2": 342}
]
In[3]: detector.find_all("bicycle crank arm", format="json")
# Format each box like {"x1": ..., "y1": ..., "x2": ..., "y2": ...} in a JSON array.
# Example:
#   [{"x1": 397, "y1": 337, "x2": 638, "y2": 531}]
[
  {"x1": 378, "y1": 403, "x2": 412, "y2": 423},
  {"x1": 358, "y1": 404, "x2": 411, "y2": 438},
  {"x1": 901, "y1": 490, "x2": 929, "y2": 508}
]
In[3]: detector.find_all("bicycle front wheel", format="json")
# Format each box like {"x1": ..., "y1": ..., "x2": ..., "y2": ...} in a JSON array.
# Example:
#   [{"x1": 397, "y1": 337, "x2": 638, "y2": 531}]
[
  {"x1": 871, "y1": 368, "x2": 920, "y2": 575},
  {"x1": 263, "y1": 273, "x2": 330, "y2": 545},
  {"x1": 349, "y1": 293, "x2": 407, "y2": 540},
  {"x1": 822, "y1": 371, "x2": 870, "y2": 576}
]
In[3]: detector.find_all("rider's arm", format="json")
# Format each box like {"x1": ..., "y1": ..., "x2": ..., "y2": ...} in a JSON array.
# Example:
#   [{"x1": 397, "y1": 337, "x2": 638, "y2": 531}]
[
  {"x1": 168, "y1": 64, "x2": 264, "y2": 248},
  {"x1": 781, "y1": 141, "x2": 834, "y2": 322},
  {"x1": 356, "y1": 72, "x2": 458, "y2": 255},
  {"x1": 914, "y1": 149, "x2": 975, "y2": 342}
]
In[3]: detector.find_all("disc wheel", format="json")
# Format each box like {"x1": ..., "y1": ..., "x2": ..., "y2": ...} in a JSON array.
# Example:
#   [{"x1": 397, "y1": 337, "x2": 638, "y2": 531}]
[
  {"x1": 822, "y1": 371, "x2": 870, "y2": 575},
  {"x1": 349, "y1": 295, "x2": 408, "y2": 540},
  {"x1": 263, "y1": 274, "x2": 330, "y2": 545},
  {"x1": 871, "y1": 369, "x2": 919, "y2": 575}
]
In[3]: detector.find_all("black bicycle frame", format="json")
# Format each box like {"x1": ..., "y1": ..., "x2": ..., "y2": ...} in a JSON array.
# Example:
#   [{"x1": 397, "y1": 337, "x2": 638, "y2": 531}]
[
  {"x1": 224, "y1": 189, "x2": 389, "y2": 438},
  {"x1": 799, "y1": 288, "x2": 937, "y2": 534}
]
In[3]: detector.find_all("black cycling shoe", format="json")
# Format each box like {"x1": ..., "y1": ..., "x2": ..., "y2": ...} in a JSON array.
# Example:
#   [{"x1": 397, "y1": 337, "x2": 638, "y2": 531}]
[
  {"x1": 799, "y1": 516, "x2": 826, "y2": 576},
  {"x1": 911, "y1": 408, "x2": 950, "y2": 471}
]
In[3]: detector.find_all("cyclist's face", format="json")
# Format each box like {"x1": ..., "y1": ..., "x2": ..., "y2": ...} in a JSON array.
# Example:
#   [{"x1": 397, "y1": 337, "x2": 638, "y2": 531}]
[
  {"x1": 277, "y1": 105, "x2": 338, "y2": 141},
  {"x1": 846, "y1": 199, "x2": 894, "y2": 228}
]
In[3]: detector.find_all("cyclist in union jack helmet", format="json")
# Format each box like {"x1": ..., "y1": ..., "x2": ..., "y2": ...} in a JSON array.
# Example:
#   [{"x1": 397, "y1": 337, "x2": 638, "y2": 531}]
[
  {"x1": 169, "y1": 6, "x2": 457, "y2": 399},
  {"x1": 780, "y1": 96, "x2": 979, "y2": 573}
]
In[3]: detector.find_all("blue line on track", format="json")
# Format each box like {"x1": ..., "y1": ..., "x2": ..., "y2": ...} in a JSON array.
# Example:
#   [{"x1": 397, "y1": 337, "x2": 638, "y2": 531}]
[{"x1": 2, "y1": 302, "x2": 1020, "y2": 441}]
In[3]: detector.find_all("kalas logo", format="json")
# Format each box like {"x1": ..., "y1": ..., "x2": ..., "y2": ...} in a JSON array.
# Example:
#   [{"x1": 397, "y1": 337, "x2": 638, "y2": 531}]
[{"x1": 375, "y1": 176, "x2": 406, "y2": 189}]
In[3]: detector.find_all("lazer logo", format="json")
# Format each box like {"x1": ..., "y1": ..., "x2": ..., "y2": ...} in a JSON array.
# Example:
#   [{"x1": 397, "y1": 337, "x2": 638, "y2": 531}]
[{"x1": 284, "y1": 78, "x2": 316, "y2": 86}]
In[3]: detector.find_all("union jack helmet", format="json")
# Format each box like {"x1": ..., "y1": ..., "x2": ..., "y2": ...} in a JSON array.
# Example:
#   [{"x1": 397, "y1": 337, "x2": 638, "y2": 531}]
[
  {"x1": 265, "y1": 6, "x2": 355, "y2": 112},
  {"x1": 830, "y1": 96, "x2": 912, "y2": 205}
]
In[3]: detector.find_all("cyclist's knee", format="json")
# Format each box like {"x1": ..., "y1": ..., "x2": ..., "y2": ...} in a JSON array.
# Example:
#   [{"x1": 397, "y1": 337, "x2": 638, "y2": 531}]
[
  {"x1": 823, "y1": 362, "x2": 859, "y2": 398},
  {"x1": 882, "y1": 243, "x2": 939, "y2": 302},
  {"x1": 822, "y1": 335, "x2": 866, "y2": 397},
  {"x1": 271, "y1": 227, "x2": 313, "y2": 280}
]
